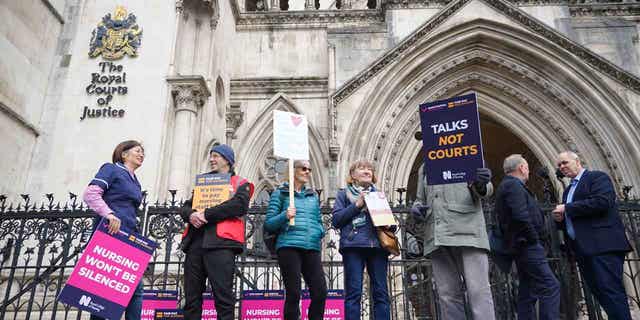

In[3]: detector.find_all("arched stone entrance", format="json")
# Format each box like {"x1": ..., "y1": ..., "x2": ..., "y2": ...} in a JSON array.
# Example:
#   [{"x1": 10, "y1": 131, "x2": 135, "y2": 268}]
[
  {"x1": 234, "y1": 92, "x2": 330, "y2": 199},
  {"x1": 406, "y1": 115, "x2": 548, "y2": 204},
  {"x1": 335, "y1": 20, "x2": 640, "y2": 202}
]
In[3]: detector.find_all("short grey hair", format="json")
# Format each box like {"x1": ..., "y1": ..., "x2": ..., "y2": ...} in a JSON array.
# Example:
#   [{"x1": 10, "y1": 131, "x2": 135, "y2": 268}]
[
  {"x1": 559, "y1": 151, "x2": 579, "y2": 161},
  {"x1": 503, "y1": 154, "x2": 526, "y2": 174},
  {"x1": 293, "y1": 160, "x2": 310, "y2": 168}
]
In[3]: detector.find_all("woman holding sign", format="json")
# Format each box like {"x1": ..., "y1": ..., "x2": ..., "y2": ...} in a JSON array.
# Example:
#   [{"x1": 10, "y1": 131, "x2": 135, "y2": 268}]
[
  {"x1": 265, "y1": 160, "x2": 327, "y2": 320},
  {"x1": 331, "y1": 160, "x2": 391, "y2": 320},
  {"x1": 82, "y1": 140, "x2": 145, "y2": 320}
]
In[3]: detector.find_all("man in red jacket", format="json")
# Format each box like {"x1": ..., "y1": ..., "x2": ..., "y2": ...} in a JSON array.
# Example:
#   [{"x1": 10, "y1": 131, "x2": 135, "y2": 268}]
[{"x1": 180, "y1": 144, "x2": 254, "y2": 320}]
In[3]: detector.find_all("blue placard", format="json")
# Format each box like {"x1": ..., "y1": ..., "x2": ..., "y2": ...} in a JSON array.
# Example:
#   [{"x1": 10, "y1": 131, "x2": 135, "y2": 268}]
[{"x1": 419, "y1": 93, "x2": 484, "y2": 185}]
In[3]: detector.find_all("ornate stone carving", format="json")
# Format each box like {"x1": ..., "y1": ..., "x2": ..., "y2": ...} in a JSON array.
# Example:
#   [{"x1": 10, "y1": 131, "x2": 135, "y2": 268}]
[
  {"x1": 201, "y1": 0, "x2": 221, "y2": 29},
  {"x1": 236, "y1": 9, "x2": 384, "y2": 29},
  {"x1": 167, "y1": 75, "x2": 211, "y2": 113},
  {"x1": 173, "y1": 85, "x2": 205, "y2": 113},
  {"x1": 230, "y1": 77, "x2": 328, "y2": 95},
  {"x1": 332, "y1": 0, "x2": 640, "y2": 105},
  {"x1": 371, "y1": 51, "x2": 623, "y2": 190},
  {"x1": 226, "y1": 102, "x2": 244, "y2": 142},
  {"x1": 569, "y1": 3, "x2": 640, "y2": 17}
]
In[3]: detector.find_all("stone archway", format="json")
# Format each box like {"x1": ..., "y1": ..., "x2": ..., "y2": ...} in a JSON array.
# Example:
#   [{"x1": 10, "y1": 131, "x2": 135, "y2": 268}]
[
  {"x1": 337, "y1": 20, "x2": 640, "y2": 201},
  {"x1": 235, "y1": 93, "x2": 330, "y2": 197},
  {"x1": 405, "y1": 115, "x2": 549, "y2": 204}
]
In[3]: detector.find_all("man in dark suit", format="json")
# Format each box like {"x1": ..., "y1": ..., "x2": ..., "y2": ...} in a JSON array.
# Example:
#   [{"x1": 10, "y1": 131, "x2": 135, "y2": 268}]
[
  {"x1": 495, "y1": 154, "x2": 560, "y2": 319},
  {"x1": 552, "y1": 151, "x2": 632, "y2": 319}
]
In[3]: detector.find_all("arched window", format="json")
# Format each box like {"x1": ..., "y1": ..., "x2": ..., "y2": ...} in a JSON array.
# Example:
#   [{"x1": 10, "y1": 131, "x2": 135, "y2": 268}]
[{"x1": 215, "y1": 77, "x2": 225, "y2": 117}]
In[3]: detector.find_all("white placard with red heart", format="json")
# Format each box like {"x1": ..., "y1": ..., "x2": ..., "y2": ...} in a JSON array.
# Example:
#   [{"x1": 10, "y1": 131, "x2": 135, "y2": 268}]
[{"x1": 273, "y1": 110, "x2": 309, "y2": 160}]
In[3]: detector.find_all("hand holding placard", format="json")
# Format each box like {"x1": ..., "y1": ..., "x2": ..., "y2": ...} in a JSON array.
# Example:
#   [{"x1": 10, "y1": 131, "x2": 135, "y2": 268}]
[
  {"x1": 58, "y1": 219, "x2": 157, "y2": 319},
  {"x1": 418, "y1": 93, "x2": 485, "y2": 185},
  {"x1": 364, "y1": 192, "x2": 397, "y2": 226},
  {"x1": 273, "y1": 110, "x2": 309, "y2": 226}
]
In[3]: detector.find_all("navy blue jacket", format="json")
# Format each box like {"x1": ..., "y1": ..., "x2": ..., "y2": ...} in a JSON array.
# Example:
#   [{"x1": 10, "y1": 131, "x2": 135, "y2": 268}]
[
  {"x1": 494, "y1": 175, "x2": 545, "y2": 253},
  {"x1": 89, "y1": 162, "x2": 142, "y2": 232},
  {"x1": 331, "y1": 188, "x2": 381, "y2": 252},
  {"x1": 559, "y1": 170, "x2": 631, "y2": 256}
]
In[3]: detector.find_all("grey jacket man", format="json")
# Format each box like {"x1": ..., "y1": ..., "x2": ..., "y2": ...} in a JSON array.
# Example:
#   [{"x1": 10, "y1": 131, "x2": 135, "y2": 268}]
[
  {"x1": 413, "y1": 164, "x2": 493, "y2": 255},
  {"x1": 412, "y1": 164, "x2": 496, "y2": 320}
]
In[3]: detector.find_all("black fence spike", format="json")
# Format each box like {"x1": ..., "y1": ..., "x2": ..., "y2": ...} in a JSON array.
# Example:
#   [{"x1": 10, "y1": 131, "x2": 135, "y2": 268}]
[{"x1": 20, "y1": 194, "x2": 30, "y2": 212}]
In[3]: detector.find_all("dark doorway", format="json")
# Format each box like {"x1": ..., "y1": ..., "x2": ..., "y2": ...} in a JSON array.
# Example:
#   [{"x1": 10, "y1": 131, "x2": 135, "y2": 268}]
[{"x1": 406, "y1": 115, "x2": 551, "y2": 204}]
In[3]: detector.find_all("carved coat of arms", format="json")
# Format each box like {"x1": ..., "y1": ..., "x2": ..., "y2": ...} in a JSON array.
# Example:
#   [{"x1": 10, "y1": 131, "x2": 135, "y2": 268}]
[{"x1": 89, "y1": 6, "x2": 142, "y2": 60}]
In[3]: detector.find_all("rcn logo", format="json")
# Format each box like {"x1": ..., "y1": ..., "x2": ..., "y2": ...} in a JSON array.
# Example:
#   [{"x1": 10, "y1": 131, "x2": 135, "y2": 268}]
[
  {"x1": 442, "y1": 171, "x2": 453, "y2": 180},
  {"x1": 79, "y1": 295, "x2": 92, "y2": 306}
]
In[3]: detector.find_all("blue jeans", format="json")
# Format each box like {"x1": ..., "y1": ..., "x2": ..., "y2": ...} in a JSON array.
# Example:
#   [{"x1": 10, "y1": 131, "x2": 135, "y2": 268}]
[
  {"x1": 342, "y1": 248, "x2": 390, "y2": 320},
  {"x1": 514, "y1": 243, "x2": 560, "y2": 320},
  {"x1": 90, "y1": 281, "x2": 144, "y2": 320}
]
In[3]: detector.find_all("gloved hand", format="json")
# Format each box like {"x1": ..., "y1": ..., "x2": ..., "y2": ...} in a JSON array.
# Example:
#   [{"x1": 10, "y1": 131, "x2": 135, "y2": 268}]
[
  {"x1": 411, "y1": 205, "x2": 428, "y2": 218},
  {"x1": 475, "y1": 167, "x2": 492, "y2": 185}
]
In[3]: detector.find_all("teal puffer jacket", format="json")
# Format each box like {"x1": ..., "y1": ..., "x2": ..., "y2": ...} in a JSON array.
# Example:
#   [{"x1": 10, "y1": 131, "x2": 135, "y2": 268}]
[{"x1": 264, "y1": 184, "x2": 325, "y2": 251}]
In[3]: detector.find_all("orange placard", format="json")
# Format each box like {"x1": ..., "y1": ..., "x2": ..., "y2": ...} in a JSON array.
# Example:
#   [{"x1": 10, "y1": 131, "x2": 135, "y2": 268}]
[{"x1": 192, "y1": 173, "x2": 232, "y2": 211}]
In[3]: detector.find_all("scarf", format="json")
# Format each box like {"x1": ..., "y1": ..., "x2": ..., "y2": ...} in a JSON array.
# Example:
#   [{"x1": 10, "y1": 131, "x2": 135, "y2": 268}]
[{"x1": 346, "y1": 184, "x2": 373, "y2": 212}]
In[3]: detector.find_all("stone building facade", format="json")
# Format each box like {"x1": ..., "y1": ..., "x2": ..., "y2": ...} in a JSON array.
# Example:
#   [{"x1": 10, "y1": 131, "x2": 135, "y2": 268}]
[{"x1": 2, "y1": 0, "x2": 640, "y2": 203}]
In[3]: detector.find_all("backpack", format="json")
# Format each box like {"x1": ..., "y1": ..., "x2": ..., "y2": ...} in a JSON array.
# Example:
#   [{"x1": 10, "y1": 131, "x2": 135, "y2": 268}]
[{"x1": 263, "y1": 192, "x2": 286, "y2": 257}]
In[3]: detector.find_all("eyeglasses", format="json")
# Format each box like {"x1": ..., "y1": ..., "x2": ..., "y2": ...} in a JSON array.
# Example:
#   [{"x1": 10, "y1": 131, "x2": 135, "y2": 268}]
[{"x1": 297, "y1": 167, "x2": 312, "y2": 172}]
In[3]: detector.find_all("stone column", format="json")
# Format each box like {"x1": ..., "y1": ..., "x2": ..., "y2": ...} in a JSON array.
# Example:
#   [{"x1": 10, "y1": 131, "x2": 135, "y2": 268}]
[
  {"x1": 270, "y1": 0, "x2": 281, "y2": 11},
  {"x1": 167, "y1": 76, "x2": 211, "y2": 196},
  {"x1": 305, "y1": 0, "x2": 315, "y2": 9},
  {"x1": 168, "y1": 1, "x2": 184, "y2": 75}
]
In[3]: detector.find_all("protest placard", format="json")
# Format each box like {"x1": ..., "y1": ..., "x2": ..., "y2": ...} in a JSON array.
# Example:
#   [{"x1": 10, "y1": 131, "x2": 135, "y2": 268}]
[
  {"x1": 192, "y1": 173, "x2": 232, "y2": 211},
  {"x1": 364, "y1": 192, "x2": 397, "y2": 227},
  {"x1": 141, "y1": 290, "x2": 178, "y2": 320},
  {"x1": 58, "y1": 220, "x2": 157, "y2": 319},
  {"x1": 273, "y1": 110, "x2": 310, "y2": 226},
  {"x1": 273, "y1": 110, "x2": 309, "y2": 161},
  {"x1": 202, "y1": 291, "x2": 218, "y2": 320},
  {"x1": 301, "y1": 289, "x2": 344, "y2": 320},
  {"x1": 419, "y1": 92, "x2": 484, "y2": 185},
  {"x1": 241, "y1": 290, "x2": 285, "y2": 320}
]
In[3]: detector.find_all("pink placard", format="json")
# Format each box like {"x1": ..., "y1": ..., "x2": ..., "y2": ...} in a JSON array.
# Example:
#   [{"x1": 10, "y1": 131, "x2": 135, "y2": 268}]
[
  {"x1": 202, "y1": 292, "x2": 217, "y2": 320},
  {"x1": 301, "y1": 289, "x2": 344, "y2": 320},
  {"x1": 241, "y1": 290, "x2": 285, "y2": 320},
  {"x1": 58, "y1": 220, "x2": 157, "y2": 319},
  {"x1": 65, "y1": 230, "x2": 152, "y2": 306},
  {"x1": 141, "y1": 290, "x2": 178, "y2": 320}
]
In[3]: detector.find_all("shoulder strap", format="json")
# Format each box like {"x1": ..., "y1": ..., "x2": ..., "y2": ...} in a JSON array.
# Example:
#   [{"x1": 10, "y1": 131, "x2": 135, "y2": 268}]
[{"x1": 231, "y1": 175, "x2": 255, "y2": 198}]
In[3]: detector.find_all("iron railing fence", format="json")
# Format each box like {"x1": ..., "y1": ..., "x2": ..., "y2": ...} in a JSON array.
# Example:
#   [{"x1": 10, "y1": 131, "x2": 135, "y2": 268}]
[{"x1": 0, "y1": 191, "x2": 638, "y2": 319}]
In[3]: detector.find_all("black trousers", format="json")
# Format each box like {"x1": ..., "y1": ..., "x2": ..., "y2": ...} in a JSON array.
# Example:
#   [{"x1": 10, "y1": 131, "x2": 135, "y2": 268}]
[
  {"x1": 183, "y1": 248, "x2": 236, "y2": 320},
  {"x1": 277, "y1": 247, "x2": 327, "y2": 320}
]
